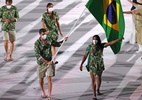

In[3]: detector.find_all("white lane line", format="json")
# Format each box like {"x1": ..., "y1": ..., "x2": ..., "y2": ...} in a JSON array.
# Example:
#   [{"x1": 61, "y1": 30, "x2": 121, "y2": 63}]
[
  {"x1": 0, "y1": 61, "x2": 37, "y2": 97},
  {"x1": 59, "y1": 1, "x2": 88, "y2": 25},
  {"x1": 103, "y1": 57, "x2": 142, "y2": 100},
  {"x1": 127, "y1": 54, "x2": 136, "y2": 62},
  {"x1": 125, "y1": 45, "x2": 134, "y2": 52},
  {"x1": 52, "y1": 62, "x2": 91, "y2": 98},
  {"x1": 0, "y1": 57, "x2": 29, "y2": 72},
  {"x1": 55, "y1": 0, "x2": 78, "y2": 9},
  {"x1": 16, "y1": 16, "x2": 42, "y2": 40},
  {"x1": 129, "y1": 84, "x2": 142, "y2": 100},
  {"x1": 19, "y1": 0, "x2": 41, "y2": 18}
]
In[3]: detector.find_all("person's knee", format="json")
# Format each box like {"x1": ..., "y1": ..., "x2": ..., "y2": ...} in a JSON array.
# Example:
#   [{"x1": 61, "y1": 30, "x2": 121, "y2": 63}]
[
  {"x1": 10, "y1": 41, "x2": 14, "y2": 44},
  {"x1": 91, "y1": 77, "x2": 96, "y2": 83},
  {"x1": 96, "y1": 75, "x2": 101, "y2": 78},
  {"x1": 39, "y1": 78, "x2": 44, "y2": 82},
  {"x1": 97, "y1": 73, "x2": 102, "y2": 79},
  {"x1": 47, "y1": 76, "x2": 52, "y2": 82},
  {"x1": 4, "y1": 40, "x2": 8, "y2": 44},
  {"x1": 90, "y1": 73, "x2": 95, "y2": 83}
]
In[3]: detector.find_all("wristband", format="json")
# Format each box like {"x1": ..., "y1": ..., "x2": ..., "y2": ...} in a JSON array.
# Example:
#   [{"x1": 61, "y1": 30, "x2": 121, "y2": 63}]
[{"x1": 38, "y1": 56, "x2": 42, "y2": 60}]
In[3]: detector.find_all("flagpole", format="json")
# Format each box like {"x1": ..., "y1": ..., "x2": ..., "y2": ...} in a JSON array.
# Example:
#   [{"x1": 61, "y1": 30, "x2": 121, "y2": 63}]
[
  {"x1": 40, "y1": 8, "x2": 87, "y2": 73},
  {"x1": 52, "y1": 8, "x2": 87, "y2": 62},
  {"x1": 67, "y1": 8, "x2": 87, "y2": 37}
]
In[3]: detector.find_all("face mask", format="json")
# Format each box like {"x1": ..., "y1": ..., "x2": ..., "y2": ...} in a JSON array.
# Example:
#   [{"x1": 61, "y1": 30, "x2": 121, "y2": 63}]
[
  {"x1": 48, "y1": 8, "x2": 54, "y2": 12},
  {"x1": 6, "y1": 5, "x2": 11, "y2": 9},
  {"x1": 93, "y1": 40, "x2": 98, "y2": 44},
  {"x1": 41, "y1": 34, "x2": 46, "y2": 40}
]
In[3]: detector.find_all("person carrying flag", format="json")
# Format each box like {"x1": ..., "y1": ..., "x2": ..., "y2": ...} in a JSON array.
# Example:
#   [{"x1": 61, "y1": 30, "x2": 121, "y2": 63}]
[
  {"x1": 80, "y1": 35, "x2": 123, "y2": 100},
  {"x1": 34, "y1": 28, "x2": 67, "y2": 100}
]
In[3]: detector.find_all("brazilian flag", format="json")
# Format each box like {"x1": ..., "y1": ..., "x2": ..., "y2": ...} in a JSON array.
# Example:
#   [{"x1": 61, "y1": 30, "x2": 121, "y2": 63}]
[{"x1": 86, "y1": 0, "x2": 125, "y2": 54}]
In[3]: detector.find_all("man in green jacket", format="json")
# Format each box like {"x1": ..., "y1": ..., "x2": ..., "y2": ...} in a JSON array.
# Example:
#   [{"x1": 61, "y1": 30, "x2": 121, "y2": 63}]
[{"x1": 34, "y1": 28, "x2": 67, "y2": 99}]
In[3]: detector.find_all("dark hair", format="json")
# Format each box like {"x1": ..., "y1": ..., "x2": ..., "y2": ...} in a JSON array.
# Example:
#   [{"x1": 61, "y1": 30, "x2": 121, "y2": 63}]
[
  {"x1": 93, "y1": 35, "x2": 103, "y2": 50},
  {"x1": 6, "y1": 0, "x2": 12, "y2": 3},
  {"x1": 47, "y1": 3, "x2": 53, "y2": 7},
  {"x1": 39, "y1": 28, "x2": 46, "y2": 34},
  {"x1": 46, "y1": 3, "x2": 54, "y2": 19}
]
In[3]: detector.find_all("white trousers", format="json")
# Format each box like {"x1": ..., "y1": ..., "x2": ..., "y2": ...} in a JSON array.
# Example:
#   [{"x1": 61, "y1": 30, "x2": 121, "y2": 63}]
[{"x1": 129, "y1": 15, "x2": 136, "y2": 44}]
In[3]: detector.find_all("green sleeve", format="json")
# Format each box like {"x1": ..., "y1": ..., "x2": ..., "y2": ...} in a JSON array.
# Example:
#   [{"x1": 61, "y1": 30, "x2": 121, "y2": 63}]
[
  {"x1": 86, "y1": 45, "x2": 91, "y2": 53},
  {"x1": 0, "y1": 8, "x2": 2, "y2": 18},
  {"x1": 34, "y1": 41, "x2": 42, "y2": 61},
  {"x1": 41, "y1": 13, "x2": 46, "y2": 22},
  {"x1": 14, "y1": 6, "x2": 19, "y2": 19},
  {"x1": 54, "y1": 12, "x2": 59, "y2": 20}
]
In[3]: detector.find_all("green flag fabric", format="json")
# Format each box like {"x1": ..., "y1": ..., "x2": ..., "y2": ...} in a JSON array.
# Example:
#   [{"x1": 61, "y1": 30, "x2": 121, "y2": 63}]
[{"x1": 86, "y1": 0, "x2": 125, "y2": 54}]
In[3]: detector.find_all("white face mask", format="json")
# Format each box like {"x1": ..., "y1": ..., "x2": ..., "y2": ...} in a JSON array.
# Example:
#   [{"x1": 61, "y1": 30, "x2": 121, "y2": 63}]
[
  {"x1": 6, "y1": 5, "x2": 11, "y2": 9},
  {"x1": 48, "y1": 8, "x2": 54, "y2": 12},
  {"x1": 93, "y1": 40, "x2": 98, "y2": 44},
  {"x1": 41, "y1": 34, "x2": 46, "y2": 40}
]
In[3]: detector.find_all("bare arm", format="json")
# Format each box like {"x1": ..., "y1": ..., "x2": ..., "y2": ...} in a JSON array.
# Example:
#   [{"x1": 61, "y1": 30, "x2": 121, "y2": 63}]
[
  {"x1": 56, "y1": 20, "x2": 64, "y2": 37},
  {"x1": 104, "y1": 38, "x2": 124, "y2": 47},
  {"x1": 123, "y1": 11, "x2": 132, "y2": 14},
  {"x1": 42, "y1": 22, "x2": 46, "y2": 29},
  {"x1": 132, "y1": 8, "x2": 142, "y2": 16},
  {"x1": 80, "y1": 52, "x2": 88, "y2": 71},
  {"x1": 1, "y1": 18, "x2": 16, "y2": 22},
  {"x1": 128, "y1": 0, "x2": 137, "y2": 7}
]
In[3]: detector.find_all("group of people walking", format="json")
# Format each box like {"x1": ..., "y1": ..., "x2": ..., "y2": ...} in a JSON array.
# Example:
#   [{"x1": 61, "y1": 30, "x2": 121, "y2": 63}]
[{"x1": 0, "y1": 0, "x2": 141, "y2": 100}]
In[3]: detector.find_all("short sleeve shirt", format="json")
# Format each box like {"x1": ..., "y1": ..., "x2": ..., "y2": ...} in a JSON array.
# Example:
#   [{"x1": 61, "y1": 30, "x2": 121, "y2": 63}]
[
  {"x1": 0, "y1": 5, "x2": 19, "y2": 31},
  {"x1": 42, "y1": 11, "x2": 59, "y2": 32},
  {"x1": 34, "y1": 34, "x2": 61, "y2": 66},
  {"x1": 86, "y1": 43, "x2": 106, "y2": 74}
]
